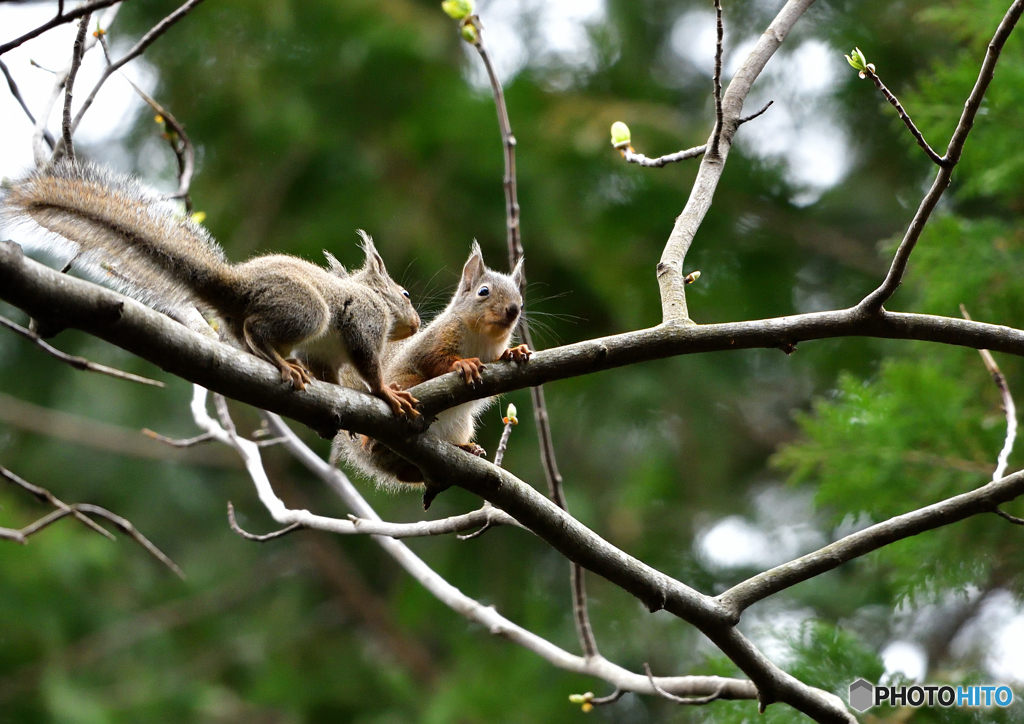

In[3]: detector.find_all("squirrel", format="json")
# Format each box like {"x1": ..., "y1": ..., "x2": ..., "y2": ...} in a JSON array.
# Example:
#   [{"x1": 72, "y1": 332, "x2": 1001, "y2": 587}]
[
  {"x1": 335, "y1": 241, "x2": 533, "y2": 488},
  {"x1": 0, "y1": 160, "x2": 421, "y2": 416}
]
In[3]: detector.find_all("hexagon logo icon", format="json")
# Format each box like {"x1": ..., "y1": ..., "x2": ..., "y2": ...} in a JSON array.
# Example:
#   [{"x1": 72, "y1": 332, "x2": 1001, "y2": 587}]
[{"x1": 849, "y1": 678, "x2": 874, "y2": 712}]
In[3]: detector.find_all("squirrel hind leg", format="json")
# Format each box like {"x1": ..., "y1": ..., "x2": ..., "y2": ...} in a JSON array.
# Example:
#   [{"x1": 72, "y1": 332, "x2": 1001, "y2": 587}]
[{"x1": 242, "y1": 317, "x2": 312, "y2": 390}]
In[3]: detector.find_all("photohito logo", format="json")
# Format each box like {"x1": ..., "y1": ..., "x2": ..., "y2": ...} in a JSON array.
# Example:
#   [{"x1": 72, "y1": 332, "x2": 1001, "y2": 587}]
[{"x1": 848, "y1": 679, "x2": 1014, "y2": 713}]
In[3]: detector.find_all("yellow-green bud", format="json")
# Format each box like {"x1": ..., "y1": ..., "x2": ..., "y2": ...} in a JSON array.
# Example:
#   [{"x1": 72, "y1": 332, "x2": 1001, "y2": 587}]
[
  {"x1": 504, "y1": 403, "x2": 519, "y2": 425},
  {"x1": 190, "y1": 211, "x2": 207, "y2": 224},
  {"x1": 441, "y1": 0, "x2": 474, "y2": 20},
  {"x1": 460, "y1": 22, "x2": 478, "y2": 43},
  {"x1": 845, "y1": 47, "x2": 868, "y2": 72},
  {"x1": 568, "y1": 694, "x2": 589, "y2": 704},
  {"x1": 610, "y1": 121, "x2": 631, "y2": 148},
  {"x1": 684, "y1": 270, "x2": 701, "y2": 284}
]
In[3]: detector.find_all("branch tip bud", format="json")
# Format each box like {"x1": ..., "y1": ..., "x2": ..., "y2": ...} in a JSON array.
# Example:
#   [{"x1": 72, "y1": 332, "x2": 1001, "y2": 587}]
[
  {"x1": 845, "y1": 47, "x2": 870, "y2": 75},
  {"x1": 610, "y1": 121, "x2": 631, "y2": 148},
  {"x1": 441, "y1": 0, "x2": 474, "y2": 20},
  {"x1": 503, "y1": 403, "x2": 518, "y2": 425},
  {"x1": 460, "y1": 22, "x2": 478, "y2": 43},
  {"x1": 684, "y1": 270, "x2": 701, "y2": 284}
]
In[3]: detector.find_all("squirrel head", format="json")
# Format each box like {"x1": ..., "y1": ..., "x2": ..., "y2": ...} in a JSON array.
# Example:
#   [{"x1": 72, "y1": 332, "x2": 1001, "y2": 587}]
[
  {"x1": 450, "y1": 241, "x2": 524, "y2": 342},
  {"x1": 338, "y1": 231, "x2": 420, "y2": 340}
]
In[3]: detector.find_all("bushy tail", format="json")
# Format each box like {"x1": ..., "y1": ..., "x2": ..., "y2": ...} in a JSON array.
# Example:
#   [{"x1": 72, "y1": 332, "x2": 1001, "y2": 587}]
[
  {"x1": 332, "y1": 432, "x2": 424, "y2": 492},
  {"x1": 1, "y1": 161, "x2": 236, "y2": 317}
]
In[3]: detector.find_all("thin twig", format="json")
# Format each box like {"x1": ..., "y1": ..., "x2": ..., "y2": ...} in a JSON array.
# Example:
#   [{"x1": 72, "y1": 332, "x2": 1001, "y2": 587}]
[
  {"x1": 0, "y1": 314, "x2": 164, "y2": 387},
  {"x1": 227, "y1": 501, "x2": 302, "y2": 541},
  {"x1": 738, "y1": 99, "x2": 773, "y2": 124},
  {"x1": 620, "y1": 144, "x2": 707, "y2": 168},
  {"x1": 864, "y1": 70, "x2": 947, "y2": 167},
  {"x1": 142, "y1": 429, "x2": 214, "y2": 447},
  {"x1": 860, "y1": 0, "x2": 1024, "y2": 314},
  {"x1": 709, "y1": 0, "x2": 725, "y2": 158},
  {"x1": 962, "y1": 305, "x2": 1017, "y2": 481},
  {"x1": 71, "y1": 0, "x2": 209, "y2": 134},
  {"x1": 468, "y1": 16, "x2": 600, "y2": 661},
  {"x1": 995, "y1": 508, "x2": 1024, "y2": 525},
  {"x1": 60, "y1": 12, "x2": 92, "y2": 162},
  {"x1": 121, "y1": 77, "x2": 195, "y2": 210},
  {"x1": 0, "y1": 59, "x2": 55, "y2": 148},
  {"x1": 645, "y1": 663, "x2": 726, "y2": 704},
  {"x1": 0, "y1": 466, "x2": 184, "y2": 578},
  {"x1": 0, "y1": 0, "x2": 122, "y2": 57},
  {"x1": 589, "y1": 688, "x2": 625, "y2": 706}
]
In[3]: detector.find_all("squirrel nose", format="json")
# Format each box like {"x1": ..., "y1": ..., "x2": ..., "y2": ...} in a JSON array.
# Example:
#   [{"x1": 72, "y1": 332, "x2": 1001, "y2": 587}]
[{"x1": 505, "y1": 303, "x2": 521, "y2": 321}]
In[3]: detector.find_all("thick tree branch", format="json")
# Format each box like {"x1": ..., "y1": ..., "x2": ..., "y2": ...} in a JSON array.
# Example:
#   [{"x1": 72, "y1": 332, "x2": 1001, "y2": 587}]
[
  {"x1": 9, "y1": 243, "x2": 1024, "y2": 441},
  {"x1": 859, "y1": 0, "x2": 1024, "y2": 313}
]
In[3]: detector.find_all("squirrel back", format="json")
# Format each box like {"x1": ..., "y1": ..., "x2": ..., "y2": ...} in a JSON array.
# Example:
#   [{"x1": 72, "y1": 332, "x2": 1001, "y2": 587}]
[{"x1": 335, "y1": 241, "x2": 532, "y2": 489}]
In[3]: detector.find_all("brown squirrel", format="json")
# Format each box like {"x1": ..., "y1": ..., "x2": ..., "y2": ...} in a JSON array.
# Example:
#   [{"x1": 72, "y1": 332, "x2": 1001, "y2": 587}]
[
  {"x1": 0, "y1": 160, "x2": 421, "y2": 416},
  {"x1": 335, "y1": 241, "x2": 532, "y2": 488}
]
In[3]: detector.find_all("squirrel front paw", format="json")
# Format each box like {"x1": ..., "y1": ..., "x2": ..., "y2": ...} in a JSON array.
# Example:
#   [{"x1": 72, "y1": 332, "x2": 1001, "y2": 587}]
[
  {"x1": 500, "y1": 344, "x2": 533, "y2": 363},
  {"x1": 379, "y1": 383, "x2": 420, "y2": 418},
  {"x1": 282, "y1": 358, "x2": 313, "y2": 390},
  {"x1": 451, "y1": 357, "x2": 485, "y2": 385},
  {"x1": 456, "y1": 442, "x2": 487, "y2": 457}
]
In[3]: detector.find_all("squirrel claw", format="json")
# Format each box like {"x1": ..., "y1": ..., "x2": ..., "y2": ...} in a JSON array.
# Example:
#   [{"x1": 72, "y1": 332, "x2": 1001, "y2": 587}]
[
  {"x1": 281, "y1": 358, "x2": 312, "y2": 390},
  {"x1": 380, "y1": 384, "x2": 420, "y2": 418},
  {"x1": 452, "y1": 357, "x2": 485, "y2": 386},
  {"x1": 500, "y1": 344, "x2": 533, "y2": 363},
  {"x1": 456, "y1": 442, "x2": 487, "y2": 457}
]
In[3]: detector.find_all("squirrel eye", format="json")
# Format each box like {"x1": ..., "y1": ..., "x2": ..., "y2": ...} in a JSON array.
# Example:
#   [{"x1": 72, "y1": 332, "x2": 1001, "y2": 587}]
[
  {"x1": 477, "y1": 286, "x2": 490, "y2": 297},
  {"x1": 402, "y1": 290, "x2": 410, "y2": 299}
]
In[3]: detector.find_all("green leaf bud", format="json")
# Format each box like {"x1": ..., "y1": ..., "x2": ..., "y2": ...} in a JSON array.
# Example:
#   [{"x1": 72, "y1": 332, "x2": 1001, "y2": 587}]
[
  {"x1": 610, "y1": 121, "x2": 631, "y2": 148},
  {"x1": 441, "y1": 0, "x2": 474, "y2": 20}
]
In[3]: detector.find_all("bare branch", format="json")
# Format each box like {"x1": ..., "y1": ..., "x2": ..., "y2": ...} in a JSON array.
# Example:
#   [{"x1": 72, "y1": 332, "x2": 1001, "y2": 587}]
[
  {"x1": 227, "y1": 501, "x2": 302, "y2": 541},
  {"x1": 121, "y1": 78, "x2": 195, "y2": 210},
  {"x1": 71, "y1": 0, "x2": 209, "y2": 133},
  {"x1": 467, "y1": 14, "x2": 600, "y2": 660},
  {"x1": 646, "y1": 663, "x2": 725, "y2": 704},
  {"x1": 658, "y1": 0, "x2": 817, "y2": 323},
  {"x1": 13, "y1": 242, "x2": 1024, "y2": 442},
  {"x1": 0, "y1": 465, "x2": 184, "y2": 578},
  {"x1": 717, "y1": 468, "x2": 1024, "y2": 614},
  {"x1": 0, "y1": 314, "x2": 164, "y2": 387},
  {"x1": 995, "y1": 508, "x2": 1024, "y2": 525},
  {"x1": 0, "y1": 0, "x2": 122, "y2": 57},
  {"x1": 709, "y1": 0, "x2": 724, "y2": 158},
  {"x1": 59, "y1": 13, "x2": 92, "y2": 161},
  {"x1": 261, "y1": 413, "x2": 760, "y2": 704},
  {"x1": 738, "y1": 99, "x2": 773, "y2": 124},
  {"x1": 141, "y1": 429, "x2": 214, "y2": 447},
  {"x1": 860, "y1": 0, "x2": 1024, "y2": 314},
  {"x1": 619, "y1": 144, "x2": 707, "y2": 168},
  {"x1": 962, "y1": 305, "x2": 1017, "y2": 481},
  {"x1": 0, "y1": 58, "x2": 55, "y2": 148},
  {"x1": 863, "y1": 69, "x2": 947, "y2": 167}
]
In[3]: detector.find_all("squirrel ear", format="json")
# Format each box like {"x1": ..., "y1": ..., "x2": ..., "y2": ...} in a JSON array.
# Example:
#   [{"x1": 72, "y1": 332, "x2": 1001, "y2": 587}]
[
  {"x1": 323, "y1": 250, "x2": 348, "y2": 277},
  {"x1": 511, "y1": 257, "x2": 525, "y2": 289},
  {"x1": 460, "y1": 240, "x2": 486, "y2": 292},
  {"x1": 357, "y1": 229, "x2": 387, "y2": 277}
]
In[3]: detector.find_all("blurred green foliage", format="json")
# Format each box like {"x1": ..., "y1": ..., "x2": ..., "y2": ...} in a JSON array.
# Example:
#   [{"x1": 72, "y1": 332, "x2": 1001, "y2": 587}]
[{"x1": 2, "y1": 0, "x2": 1024, "y2": 721}]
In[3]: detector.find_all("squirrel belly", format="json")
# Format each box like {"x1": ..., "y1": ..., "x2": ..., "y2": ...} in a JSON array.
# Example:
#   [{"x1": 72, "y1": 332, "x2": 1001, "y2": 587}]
[
  {"x1": 1, "y1": 162, "x2": 421, "y2": 411},
  {"x1": 334, "y1": 241, "x2": 533, "y2": 490}
]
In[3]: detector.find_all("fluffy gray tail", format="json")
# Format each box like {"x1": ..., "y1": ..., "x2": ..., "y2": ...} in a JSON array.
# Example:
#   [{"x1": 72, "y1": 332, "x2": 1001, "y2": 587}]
[{"x1": 1, "y1": 161, "x2": 234, "y2": 318}]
